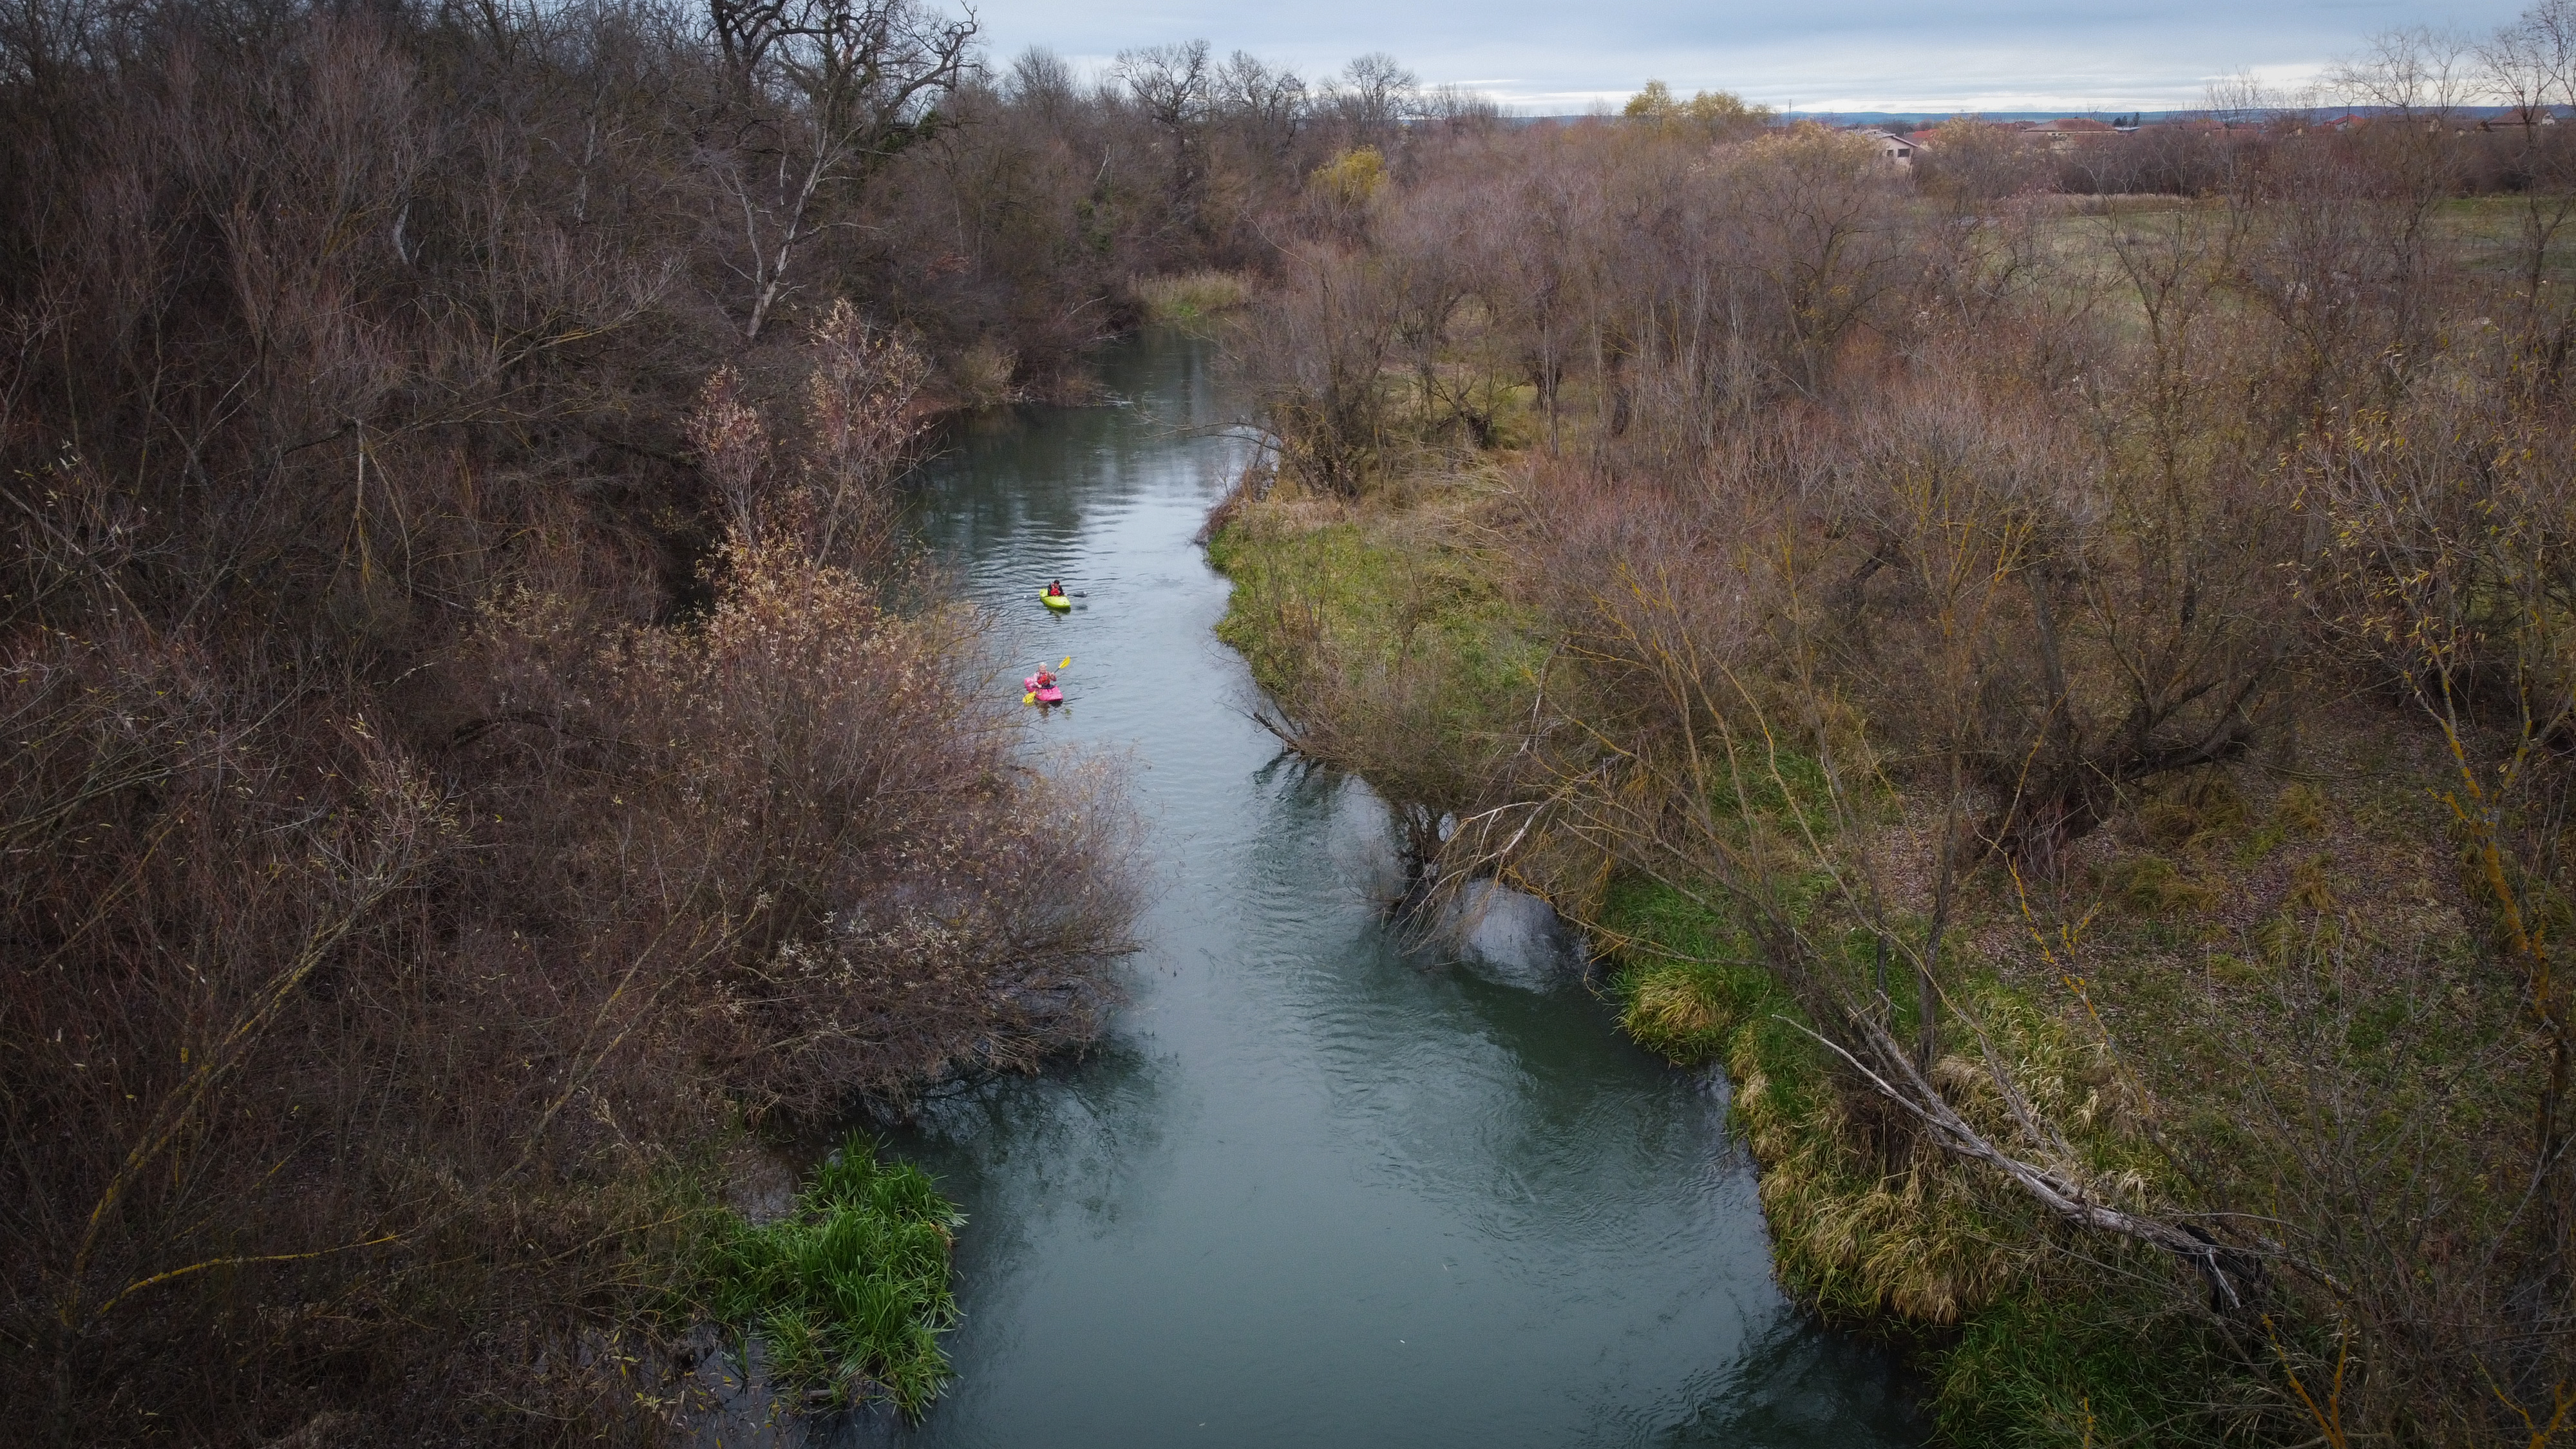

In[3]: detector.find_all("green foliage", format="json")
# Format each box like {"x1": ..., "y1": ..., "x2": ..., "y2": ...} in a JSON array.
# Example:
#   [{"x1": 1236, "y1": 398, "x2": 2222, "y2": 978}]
[
  {"x1": 1307, "y1": 146, "x2": 1388, "y2": 208},
  {"x1": 705, "y1": 1136, "x2": 966, "y2": 1418},
  {"x1": 1937, "y1": 1287, "x2": 2248, "y2": 1448},
  {"x1": 1206, "y1": 506, "x2": 1542, "y2": 810},
  {"x1": 1597, "y1": 877, "x2": 1774, "y2": 1063}
]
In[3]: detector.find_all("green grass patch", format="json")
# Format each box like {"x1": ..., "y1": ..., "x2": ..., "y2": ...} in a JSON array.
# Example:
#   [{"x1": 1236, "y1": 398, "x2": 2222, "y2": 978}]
[
  {"x1": 1206, "y1": 511, "x2": 1537, "y2": 701},
  {"x1": 705, "y1": 1135, "x2": 965, "y2": 1417},
  {"x1": 1936, "y1": 1285, "x2": 2253, "y2": 1448},
  {"x1": 1134, "y1": 270, "x2": 1252, "y2": 328},
  {"x1": 1206, "y1": 503, "x2": 1545, "y2": 826},
  {"x1": 1596, "y1": 875, "x2": 1777, "y2": 1063},
  {"x1": 2433, "y1": 194, "x2": 2576, "y2": 286}
]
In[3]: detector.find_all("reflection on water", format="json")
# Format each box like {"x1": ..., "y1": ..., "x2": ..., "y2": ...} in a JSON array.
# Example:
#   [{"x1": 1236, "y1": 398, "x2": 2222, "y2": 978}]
[{"x1": 814, "y1": 331, "x2": 1921, "y2": 1448}]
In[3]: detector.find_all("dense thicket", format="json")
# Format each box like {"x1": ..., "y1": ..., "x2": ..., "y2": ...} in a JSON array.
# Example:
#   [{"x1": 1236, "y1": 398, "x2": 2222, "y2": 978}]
[
  {"x1": 0, "y1": 0, "x2": 1461, "y2": 1441},
  {"x1": 1217, "y1": 13, "x2": 2576, "y2": 1441}
]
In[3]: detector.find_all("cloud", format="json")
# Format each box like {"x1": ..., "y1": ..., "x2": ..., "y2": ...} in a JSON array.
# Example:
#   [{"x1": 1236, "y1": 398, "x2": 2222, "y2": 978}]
[{"x1": 969, "y1": 0, "x2": 2521, "y2": 111}]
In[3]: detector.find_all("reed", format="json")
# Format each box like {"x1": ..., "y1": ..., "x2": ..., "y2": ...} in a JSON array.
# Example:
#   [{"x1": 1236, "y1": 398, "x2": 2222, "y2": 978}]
[{"x1": 1135, "y1": 270, "x2": 1255, "y2": 327}]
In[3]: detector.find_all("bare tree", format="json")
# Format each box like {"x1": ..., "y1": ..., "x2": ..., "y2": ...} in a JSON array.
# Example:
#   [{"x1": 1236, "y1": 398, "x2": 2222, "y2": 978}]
[
  {"x1": 703, "y1": 0, "x2": 974, "y2": 340},
  {"x1": 1112, "y1": 39, "x2": 1213, "y2": 231},
  {"x1": 2327, "y1": 27, "x2": 2477, "y2": 355},
  {"x1": 1915, "y1": 118, "x2": 2047, "y2": 209},
  {"x1": 1252, "y1": 240, "x2": 1398, "y2": 496},
  {"x1": 1003, "y1": 45, "x2": 1078, "y2": 126},
  {"x1": 2336, "y1": 24, "x2": 2481, "y2": 120},
  {"x1": 2484, "y1": 0, "x2": 2576, "y2": 305},
  {"x1": 1325, "y1": 52, "x2": 1417, "y2": 147},
  {"x1": 1721, "y1": 126, "x2": 1912, "y2": 398},
  {"x1": 1215, "y1": 49, "x2": 1306, "y2": 164}
]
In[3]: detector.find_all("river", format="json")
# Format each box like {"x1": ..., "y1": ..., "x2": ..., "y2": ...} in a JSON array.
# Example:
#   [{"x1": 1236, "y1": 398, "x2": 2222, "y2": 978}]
[{"x1": 830, "y1": 329, "x2": 1920, "y2": 1446}]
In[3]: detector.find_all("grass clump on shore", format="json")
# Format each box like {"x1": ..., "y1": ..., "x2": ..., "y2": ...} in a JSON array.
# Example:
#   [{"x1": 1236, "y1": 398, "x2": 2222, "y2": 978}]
[
  {"x1": 1135, "y1": 270, "x2": 1253, "y2": 328},
  {"x1": 706, "y1": 1136, "x2": 965, "y2": 1417},
  {"x1": 1597, "y1": 873, "x2": 2255, "y2": 1443}
]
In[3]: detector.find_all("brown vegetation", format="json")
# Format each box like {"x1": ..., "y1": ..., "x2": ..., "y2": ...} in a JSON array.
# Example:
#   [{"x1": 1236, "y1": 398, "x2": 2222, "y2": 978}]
[
  {"x1": 0, "y1": 0, "x2": 1327, "y2": 1438},
  {"x1": 1213, "y1": 13, "x2": 2576, "y2": 1441},
  {"x1": 15, "y1": 0, "x2": 2576, "y2": 1434},
  {"x1": 0, "y1": 2, "x2": 1564, "y2": 1432}
]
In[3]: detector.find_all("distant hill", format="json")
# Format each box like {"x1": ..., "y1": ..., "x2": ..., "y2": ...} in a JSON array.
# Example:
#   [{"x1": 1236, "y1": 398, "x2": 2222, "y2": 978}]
[{"x1": 1499, "y1": 105, "x2": 2543, "y2": 127}]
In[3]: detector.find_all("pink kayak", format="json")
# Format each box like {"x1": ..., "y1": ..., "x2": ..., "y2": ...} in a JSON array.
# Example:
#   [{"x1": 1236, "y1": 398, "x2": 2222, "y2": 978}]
[{"x1": 1023, "y1": 674, "x2": 1063, "y2": 705}]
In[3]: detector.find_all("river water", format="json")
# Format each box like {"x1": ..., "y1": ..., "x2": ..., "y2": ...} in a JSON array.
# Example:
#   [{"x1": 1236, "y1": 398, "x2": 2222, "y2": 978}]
[{"x1": 840, "y1": 331, "x2": 1919, "y2": 1447}]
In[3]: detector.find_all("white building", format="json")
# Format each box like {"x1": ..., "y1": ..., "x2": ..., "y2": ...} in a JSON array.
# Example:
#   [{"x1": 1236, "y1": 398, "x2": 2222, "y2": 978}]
[{"x1": 1853, "y1": 128, "x2": 1920, "y2": 167}]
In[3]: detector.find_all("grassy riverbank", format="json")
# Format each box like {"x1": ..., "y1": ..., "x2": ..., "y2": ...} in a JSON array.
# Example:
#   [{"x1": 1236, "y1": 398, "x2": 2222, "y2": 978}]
[
  {"x1": 1207, "y1": 485, "x2": 2536, "y2": 1441},
  {"x1": 1200, "y1": 90, "x2": 2576, "y2": 1425},
  {"x1": 1204, "y1": 484, "x2": 1544, "y2": 872},
  {"x1": 1188, "y1": 46, "x2": 2576, "y2": 1437},
  {"x1": 1594, "y1": 871, "x2": 2266, "y2": 1441},
  {"x1": 1202, "y1": 497, "x2": 2181, "y2": 1434}
]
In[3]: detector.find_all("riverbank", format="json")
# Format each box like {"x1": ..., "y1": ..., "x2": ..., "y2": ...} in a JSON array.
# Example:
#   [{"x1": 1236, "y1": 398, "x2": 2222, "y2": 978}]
[
  {"x1": 1190, "y1": 86, "x2": 2576, "y2": 1436},
  {"x1": 1203, "y1": 464, "x2": 2539, "y2": 1443}
]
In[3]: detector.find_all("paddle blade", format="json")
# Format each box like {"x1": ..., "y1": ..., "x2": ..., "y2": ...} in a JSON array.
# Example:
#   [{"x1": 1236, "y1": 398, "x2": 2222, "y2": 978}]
[
  {"x1": 1060, "y1": 657, "x2": 1071, "y2": 669},
  {"x1": 1021, "y1": 692, "x2": 1036, "y2": 704}
]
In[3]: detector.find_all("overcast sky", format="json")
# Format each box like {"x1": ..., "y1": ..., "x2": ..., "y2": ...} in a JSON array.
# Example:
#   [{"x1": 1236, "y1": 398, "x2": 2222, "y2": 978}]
[{"x1": 964, "y1": 0, "x2": 2528, "y2": 113}]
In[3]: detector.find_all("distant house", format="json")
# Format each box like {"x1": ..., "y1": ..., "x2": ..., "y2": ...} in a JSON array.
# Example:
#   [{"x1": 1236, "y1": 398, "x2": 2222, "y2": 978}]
[
  {"x1": 1853, "y1": 128, "x2": 1920, "y2": 166},
  {"x1": 1902, "y1": 129, "x2": 1940, "y2": 149}
]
